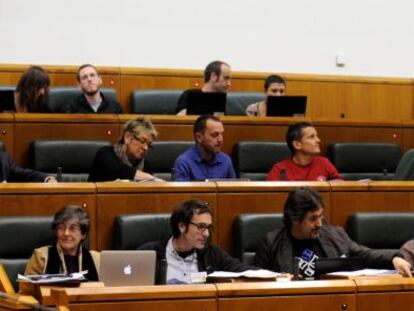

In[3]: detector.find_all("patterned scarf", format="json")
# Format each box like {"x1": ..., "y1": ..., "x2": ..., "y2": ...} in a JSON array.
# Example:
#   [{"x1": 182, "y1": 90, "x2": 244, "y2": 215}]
[{"x1": 113, "y1": 143, "x2": 144, "y2": 171}]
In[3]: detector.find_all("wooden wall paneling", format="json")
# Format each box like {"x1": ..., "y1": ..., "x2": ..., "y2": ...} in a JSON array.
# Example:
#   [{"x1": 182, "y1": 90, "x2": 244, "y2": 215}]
[
  {"x1": 215, "y1": 181, "x2": 330, "y2": 255},
  {"x1": 402, "y1": 121, "x2": 414, "y2": 151},
  {"x1": 95, "y1": 182, "x2": 217, "y2": 250},
  {"x1": 329, "y1": 181, "x2": 414, "y2": 228},
  {"x1": 0, "y1": 183, "x2": 97, "y2": 249},
  {"x1": 0, "y1": 114, "x2": 14, "y2": 157},
  {"x1": 13, "y1": 114, "x2": 119, "y2": 166},
  {"x1": 314, "y1": 119, "x2": 403, "y2": 154}
]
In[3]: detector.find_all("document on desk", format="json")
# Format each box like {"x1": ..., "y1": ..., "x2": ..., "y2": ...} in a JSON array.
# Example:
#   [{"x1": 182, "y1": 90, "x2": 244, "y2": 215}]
[
  {"x1": 327, "y1": 269, "x2": 398, "y2": 276},
  {"x1": 17, "y1": 271, "x2": 88, "y2": 284},
  {"x1": 208, "y1": 269, "x2": 281, "y2": 279}
]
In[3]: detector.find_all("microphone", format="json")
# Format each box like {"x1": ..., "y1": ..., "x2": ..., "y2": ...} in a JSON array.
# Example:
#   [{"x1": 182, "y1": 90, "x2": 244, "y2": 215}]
[
  {"x1": 383, "y1": 168, "x2": 388, "y2": 176},
  {"x1": 171, "y1": 167, "x2": 176, "y2": 181},
  {"x1": 56, "y1": 166, "x2": 63, "y2": 182},
  {"x1": 280, "y1": 168, "x2": 287, "y2": 181}
]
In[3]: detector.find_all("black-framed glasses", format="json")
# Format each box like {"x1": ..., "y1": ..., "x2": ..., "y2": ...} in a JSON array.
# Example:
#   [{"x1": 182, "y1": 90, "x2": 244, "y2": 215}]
[
  {"x1": 189, "y1": 221, "x2": 214, "y2": 232},
  {"x1": 133, "y1": 135, "x2": 153, "y2": 148}
]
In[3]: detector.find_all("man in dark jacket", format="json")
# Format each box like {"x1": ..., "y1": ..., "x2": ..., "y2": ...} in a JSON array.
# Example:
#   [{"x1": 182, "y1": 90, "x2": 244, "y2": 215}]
[
  {"x1": 0, "y1": 151, "x2": 56, "y2": 182},
  {"x1": 254, "y1": 187, "x2": 412, "y2": 278},
  {"x1": 60, "y1": 64, "x2": 122, "y2": 114},
  {"x1": 140, "y1": 199, "x2": 255, "y2": 284}
]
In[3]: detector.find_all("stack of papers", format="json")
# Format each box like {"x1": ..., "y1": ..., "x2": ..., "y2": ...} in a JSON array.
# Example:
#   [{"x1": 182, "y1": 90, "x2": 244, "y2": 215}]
[
  {"x1": 326, "y1": 269, "x2": 399, "y2": 277},
  {"x1": 17, "y1": 271, "x2": 88, "y2": 284},
  {"x1": 208, "y1": 269, "x2": 284, "y2": 280}
]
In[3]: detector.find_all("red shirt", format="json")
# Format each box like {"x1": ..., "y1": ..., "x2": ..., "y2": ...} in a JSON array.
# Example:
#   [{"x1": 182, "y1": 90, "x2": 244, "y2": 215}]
[{"x1": 267, "y1": 156, "x2": 341, "y2": 181}]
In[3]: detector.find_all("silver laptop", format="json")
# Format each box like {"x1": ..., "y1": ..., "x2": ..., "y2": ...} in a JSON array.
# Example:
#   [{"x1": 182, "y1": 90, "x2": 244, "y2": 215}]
[{"x1": 100, "y1": 250, "x2": 156, "y2": 286}]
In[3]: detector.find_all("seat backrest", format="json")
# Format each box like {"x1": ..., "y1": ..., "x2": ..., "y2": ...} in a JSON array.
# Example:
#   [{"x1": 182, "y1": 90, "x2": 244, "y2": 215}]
[
  {"x1": 233, "y1": 213, "x2": 284, "y2": 264},
  {"x1": 0, "y1": 142, "x2": 5, "y2": 152},
  {"x1": 29, "y1": 139, "x2": 111, "y2": 182},
  {"x1": 113, "y1": 214, "x2": 171, "y2": 250},
  {"x1": 232, "y1": 141, "x2": 290, "y2": 180},
  {"x1": 394, "y1": 148, "x2": 414, "y2": 180},
  {"x1": 130, "y1": 90, "x2": 182, "y2": 114},
  {"x1": 226, "y1": 92, "x2": 265, "y2": 115},
  {"x1": 47, "y1": 87, "x2": 117, "y2": 112},
  {"x1": 0, "y1": 216, "x2": 54, "y2": 291},
  {"x1": 326, "y1": 142, "x2": 401, "y2": 180},
  {"x1": 346, "y1": 212, "x2": 414, "y2": 250},
  {"x1": 145, "y1": 141, "x2": 194, "y2": 180}
]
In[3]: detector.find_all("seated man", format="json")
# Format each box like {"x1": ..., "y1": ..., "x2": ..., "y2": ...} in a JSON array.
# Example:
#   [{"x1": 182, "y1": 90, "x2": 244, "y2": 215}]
[
  {"x1": 267, "y1": 122, "x2": 341, "y2": 181},
  {"x1": 173, "y1": 115, "x2": 236, "y2": 181},
  {"x1": 254, "y1": 187, "x2": 411, "y2": 278},
  {"x1": 0, "y1": 151, "x2": 56, "y2": 182},
  {"x1": 176, "y1": 61, "x2": 231, "y2": 115},
  {"x1": 60, "y1": 64, "x2": 122, "y2": 114},
  {"x1": 245, "y1": 74, "x2": 286, "y2": 116},
  {"x1": 139, "y1": 199, "x2": 256, "y2": 284}
]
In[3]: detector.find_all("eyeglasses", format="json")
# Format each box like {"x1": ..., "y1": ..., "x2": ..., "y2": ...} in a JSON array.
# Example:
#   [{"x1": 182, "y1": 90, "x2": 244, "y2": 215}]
[
  {"x1": 133, "y1": 135, "x2": 153, "y2": 148},
  {"x1": 56, "y1": 224, "x2": 81, "y2": 233},
  {"x1": 189, "y1": 221, "x2": 214, "y2": 232}
]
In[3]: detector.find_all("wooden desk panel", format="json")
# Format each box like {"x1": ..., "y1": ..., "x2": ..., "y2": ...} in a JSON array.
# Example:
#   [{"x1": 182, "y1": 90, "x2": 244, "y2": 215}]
[
  {"x1": 51, "y1": 284, "x2": 217, "y2": 311},
  {"x1": 14, "y1": 114, "x2": 119, "y2": 166},
  {"x1": 95, "y1": 182, "x2": 217, "y2": 250},
  {"x1": 216, "y1": 182, "x2": 330, "y2": 254},
  {"x1": 217, "y1": 280, "x2": 356, "y2": 311},
  {"x1": 329, "y1": 181, "x2": 414, "y2": 228},
  {"x1": 0, "y1": 183, "x2": 97, "y2": 249}
]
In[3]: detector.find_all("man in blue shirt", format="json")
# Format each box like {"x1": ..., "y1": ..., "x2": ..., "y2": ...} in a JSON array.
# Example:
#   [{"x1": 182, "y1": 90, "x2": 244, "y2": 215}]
[{"x1": 173, "y1": 115, "x2": 236, "y2": 181}]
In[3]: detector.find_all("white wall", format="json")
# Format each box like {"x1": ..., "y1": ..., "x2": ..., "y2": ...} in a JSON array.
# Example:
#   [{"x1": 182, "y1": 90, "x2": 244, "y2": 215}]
[{"x1": 1, "y1": 0, "x2": 414, "y2": 77}]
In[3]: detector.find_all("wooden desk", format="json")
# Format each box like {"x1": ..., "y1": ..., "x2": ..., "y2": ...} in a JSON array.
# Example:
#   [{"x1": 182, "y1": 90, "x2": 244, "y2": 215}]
[
  {"x1": 216, "y1": 280, "x2": 356, "y2": 311},
  {"x1": 329, "y1": 181, "x2": 414, "y2": 228},
  {"x1": 0, "y1": 183, "x2": 97, "y2": 249},
  {"x1": 95, "y1": 182, "x2": 217, "y2": 250},
  {"x1": 13, "y1": 114, "x2": 119, "y2": 166},
  {"x1": 215, "y1": 181, "x2": 331, "y2": 255},
  {"x1": 50, "y1": 284, "x2": 217, "y2": 311},
  {"x1": 354, "y1": 277, "x2": 414, "y2": 311}
]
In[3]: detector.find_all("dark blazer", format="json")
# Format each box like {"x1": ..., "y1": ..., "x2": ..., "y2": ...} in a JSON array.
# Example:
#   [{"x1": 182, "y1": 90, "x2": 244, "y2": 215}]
[{"x1": 0, "y1": 151, "x2": 47, "y2": 182}]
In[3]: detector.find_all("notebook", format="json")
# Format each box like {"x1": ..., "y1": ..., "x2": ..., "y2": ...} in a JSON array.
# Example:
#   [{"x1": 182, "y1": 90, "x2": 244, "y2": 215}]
[
  {"x1": 0, "y1": 90, "x2": 15, "y2": 112},
  {"x1": 266, "y1": 96, "x2": 307, "y2": 117},
  {"x1": 186, "y1": 91, "x2": 226, "y2": 115},
  {"x1": 100, "y1": 250, "x2": 156, "y2": 286}
]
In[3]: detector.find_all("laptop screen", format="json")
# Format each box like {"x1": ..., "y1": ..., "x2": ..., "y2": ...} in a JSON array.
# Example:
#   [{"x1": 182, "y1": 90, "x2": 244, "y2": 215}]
[
  {"x1": 266, "y1": 96, "x2": 307, "y2": 117},
  {"x1": 186, "y1": 92, "x2": 227, "y2": 115}
]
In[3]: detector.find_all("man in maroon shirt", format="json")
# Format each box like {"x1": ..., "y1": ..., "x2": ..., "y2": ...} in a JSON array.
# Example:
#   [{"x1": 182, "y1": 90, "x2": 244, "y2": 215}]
[{"x1": 267, "y1": 122, "x2": 341, "y2": 181}]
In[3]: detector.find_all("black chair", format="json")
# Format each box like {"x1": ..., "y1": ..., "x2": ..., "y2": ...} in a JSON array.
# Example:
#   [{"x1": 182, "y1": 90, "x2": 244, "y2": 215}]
[
  {"x1": 112, "y1": 214, "x2": 171, "y2": 250},
  {"x1": 0, "y1": 86, "x2": 15, "y2": 112},
  {"x1": 226, "y1": 92, "x2": 265, "y2": 115},
  {"x1": 47, "y1": 87, "x2": 117, "y2": 112},
  {"x1": 326, "y1": 142, "x2": 401, "y2": 180},
  {"x1": 232, "y1": 141, "x2": 290, "y2": 180},
  {"x1": 394, "y1": 148, "x2": 414, "y2": 180},
  {"x1": 233, "y1": 213, "x2": 284, "y2": 264},
  {"x1": 130, "y1": 90, "x2": 182, "y2": 114},
  {"x1": 0, "y1": 216, "x2": 54, "y2": 291},
  {"x1": 346, "y1": 212, "x2": 414, "y2": 251},
  {"x1": 145, "y1": 141, "x2": 193, "y2": 180},
  {"x1": 29, "y1": 139, "x2": 111, "y2": 182},
  {"x1": 0, "y1": 142, "x2": 5, "y2": 152}
]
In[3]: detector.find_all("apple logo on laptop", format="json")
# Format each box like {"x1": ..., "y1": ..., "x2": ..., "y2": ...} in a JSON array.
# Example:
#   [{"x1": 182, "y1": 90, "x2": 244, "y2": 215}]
[{"x1": 123, "y1": 264, "x2": 132, "y2": 275}]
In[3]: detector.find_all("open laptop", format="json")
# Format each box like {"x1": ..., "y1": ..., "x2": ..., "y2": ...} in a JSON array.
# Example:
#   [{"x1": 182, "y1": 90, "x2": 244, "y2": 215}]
[
  {"x1": 266, "y1": 96, "x2": 307, "y2": 117},
  {"x1": 0, "y1": 90, "x2": 15, "y2": 112},
  {"x1": 100, "y1": 250, "x2": 156, "y2": 286},
  {"x1": 186, "y1": 92, "x2": 227, "y2": 115},
  {"x1": 314, "y1": 257, "x2": 365, "y2": 277}
]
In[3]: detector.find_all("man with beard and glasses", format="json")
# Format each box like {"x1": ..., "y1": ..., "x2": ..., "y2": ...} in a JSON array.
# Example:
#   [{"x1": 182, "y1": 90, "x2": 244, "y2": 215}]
[
  {"x1": 254, "y1": 187, "x2": 412, "y2": 278},
  {"x1": 139, "y1": 200, "x2": 256, "y2": 284},
  {"x1": 173, "y1": 114, "x2": 236, "y2": 181},
  {"x1": 60, "y1": 64, "x2": 122, "y2": 114}
]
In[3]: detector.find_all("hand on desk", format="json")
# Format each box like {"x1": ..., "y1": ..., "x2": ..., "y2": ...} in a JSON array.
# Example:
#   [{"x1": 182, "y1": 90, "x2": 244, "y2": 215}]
[{"x1": 392, "y1": 257, "x2": 412, "y2": 277}]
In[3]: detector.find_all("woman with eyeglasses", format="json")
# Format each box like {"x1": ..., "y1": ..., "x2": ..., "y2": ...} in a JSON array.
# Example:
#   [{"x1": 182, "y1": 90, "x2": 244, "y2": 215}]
[
  {"x1": 25, "y1": 205, "x2": 99, "y2": 281},
  {"x1": 88, "y1": 117, "x2": 163, "y2": 182}
]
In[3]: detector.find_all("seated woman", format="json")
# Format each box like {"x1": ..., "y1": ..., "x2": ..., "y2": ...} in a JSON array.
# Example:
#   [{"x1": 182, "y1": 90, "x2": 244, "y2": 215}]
[
  {"x1": 25, "y1": 205, "x2": 99, "y2": 281},
  {"x1": 88, "y1": 117, "x2": 163, "y2": 182},
  {"x1": 245, "y1": 74, "x2": 286, "y2": 116},
  {"x1": 14, "y1": 66, "x2": 51, "y2": 113}
]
